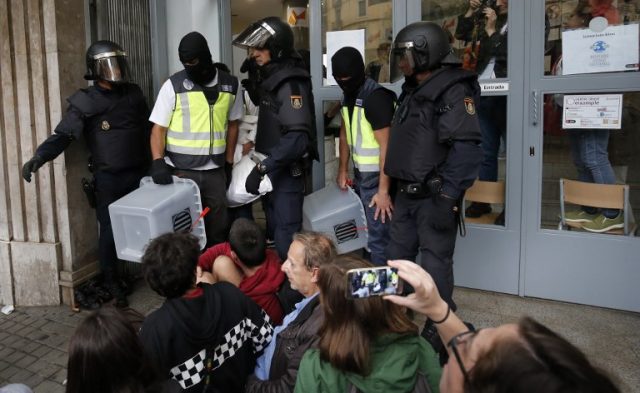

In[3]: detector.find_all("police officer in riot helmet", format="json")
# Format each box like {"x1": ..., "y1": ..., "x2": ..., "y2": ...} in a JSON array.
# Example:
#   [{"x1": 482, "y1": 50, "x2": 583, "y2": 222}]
[
  {"x1": 233, "y1": 17, "x2": 318, "y2": 263},
  {"x1": 385, "y1": 22, "x2": 483, "y2": 361},
  {"x1": 22, "y1": 40, "x2": 151, "y2": 308}
]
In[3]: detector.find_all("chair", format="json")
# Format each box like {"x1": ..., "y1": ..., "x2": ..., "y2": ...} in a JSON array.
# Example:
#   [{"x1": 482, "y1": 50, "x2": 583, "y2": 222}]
[
  {"x1": 558, "y1": 178, "x2": 636, "y2": 236},
  {"x1": 462, "y1": 180, "x2": 505, "y2": 224}
]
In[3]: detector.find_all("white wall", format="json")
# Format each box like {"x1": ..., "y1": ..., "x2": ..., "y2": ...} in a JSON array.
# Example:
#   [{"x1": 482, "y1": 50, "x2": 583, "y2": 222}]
[{"x1": 165, "y1": 0, "x2": 222, "y2": 76}]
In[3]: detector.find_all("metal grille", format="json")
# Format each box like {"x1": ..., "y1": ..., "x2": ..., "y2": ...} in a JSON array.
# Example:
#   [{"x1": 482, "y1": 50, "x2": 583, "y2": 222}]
[
  {"x1": 334, "y1": 219, "x2": 359, "y2": 244},
  {"x1": 172, "y1": 208, "x2": 193, "y2": 233},
  {"x1": 93, "y1": 0, "x2": 153, "y2": 103}
]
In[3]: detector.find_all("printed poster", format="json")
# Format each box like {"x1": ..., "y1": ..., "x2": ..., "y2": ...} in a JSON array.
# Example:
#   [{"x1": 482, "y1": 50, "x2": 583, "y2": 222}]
[
  {"x1": 562, "y1": 94, "x2": 623, "y2": 129},
  {"x1": 562, "y1": 23, "x2": 639, "y2": 75}
]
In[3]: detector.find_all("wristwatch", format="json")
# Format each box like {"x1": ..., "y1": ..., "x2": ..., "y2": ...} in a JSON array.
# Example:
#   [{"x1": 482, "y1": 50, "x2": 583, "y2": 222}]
[{"x1": 257, "y1": 162, "x2": 268, "y2": 175}]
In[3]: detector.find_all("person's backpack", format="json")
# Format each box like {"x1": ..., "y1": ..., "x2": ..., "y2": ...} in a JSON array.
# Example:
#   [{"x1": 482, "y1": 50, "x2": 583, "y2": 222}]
[{"x1": 346, "y1": 371, "x2": 433, "y2": 393}]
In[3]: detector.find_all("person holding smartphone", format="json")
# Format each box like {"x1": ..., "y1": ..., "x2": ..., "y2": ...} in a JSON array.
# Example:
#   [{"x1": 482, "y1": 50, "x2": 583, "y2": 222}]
[
  {"x1": 384, "y1": 260, "x2": 620, "y2": 393},
  {"x1": 294, "y1": 256, "x2": 442, "y2": 393}
]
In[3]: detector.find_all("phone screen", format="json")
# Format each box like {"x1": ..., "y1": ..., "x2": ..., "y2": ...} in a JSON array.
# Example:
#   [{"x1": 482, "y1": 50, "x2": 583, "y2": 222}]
[{"x1": 346, "y1": 267, "x2": 402, "y2": 298}]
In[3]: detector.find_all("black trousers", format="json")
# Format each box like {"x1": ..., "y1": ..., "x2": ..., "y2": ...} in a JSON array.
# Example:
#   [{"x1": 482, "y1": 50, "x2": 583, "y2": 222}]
[
  {"x1": 263, "y1": 169, "x2": 304, "y2": 261},
  {"x1": 174, "y1": 167, "x2": 229, "y2": 247},
  {"x1": 386, "y1": 190, "x2": 458, "y2": 311},
  {"x1": 94, "y1": 168, "x2": 146, "y2": 279}
]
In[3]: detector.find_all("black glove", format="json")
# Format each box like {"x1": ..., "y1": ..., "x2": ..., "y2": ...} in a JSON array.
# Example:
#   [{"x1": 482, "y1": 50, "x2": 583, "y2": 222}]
[
  {"x1": 225, "y1": 161, "x2": 233, "y2": 189},
  {"x1": 431, "y1": 193, "x2": 458, "y2": 231},
  {"x1": 22, "y1": 155, "x2": 45, "y2": 182},
  {"x1": 150, "y1": 158, "x2": 173, "y2": 184},
  {"x1": 241, "y1": 79, "x2": 262, "y2": 106},
  {"x1": 245, "y1": 166, "x2": 263, "y2": 195}
]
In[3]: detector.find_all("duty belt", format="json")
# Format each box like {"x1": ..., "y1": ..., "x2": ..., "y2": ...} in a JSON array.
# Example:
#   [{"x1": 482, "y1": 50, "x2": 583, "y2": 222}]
[{"x1": 397, "y1": 181, "x2": 431, "y2": 199}]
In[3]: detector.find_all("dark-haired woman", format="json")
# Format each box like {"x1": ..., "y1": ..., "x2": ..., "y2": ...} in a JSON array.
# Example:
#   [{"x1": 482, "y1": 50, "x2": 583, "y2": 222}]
[
  {"x1": 66, "y1": 307, "x2": 181, "y2": 393},
  {"x1": 294, "y1": 256, "x2": 442, "y2": 393},
  {"x1": 384, "y1": 259, "x2": 620, "y2": 393}
]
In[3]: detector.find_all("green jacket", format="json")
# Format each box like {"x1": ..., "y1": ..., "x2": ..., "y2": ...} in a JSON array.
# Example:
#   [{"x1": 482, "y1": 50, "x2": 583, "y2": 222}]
[{"x1": 294, "y1": 333, "x2": 441, "y2": 393}]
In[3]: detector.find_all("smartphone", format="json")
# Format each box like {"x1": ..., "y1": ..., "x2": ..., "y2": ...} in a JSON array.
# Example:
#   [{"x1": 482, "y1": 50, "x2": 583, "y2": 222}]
[{"x1": 346, "y1": 267, "x2": 402, "y2": 299}]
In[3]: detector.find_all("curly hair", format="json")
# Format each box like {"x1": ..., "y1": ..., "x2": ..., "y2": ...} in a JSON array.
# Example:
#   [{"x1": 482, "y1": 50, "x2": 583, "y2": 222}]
[{"x1": 141, "y1": 232, "x2": 200, "y2": 298}]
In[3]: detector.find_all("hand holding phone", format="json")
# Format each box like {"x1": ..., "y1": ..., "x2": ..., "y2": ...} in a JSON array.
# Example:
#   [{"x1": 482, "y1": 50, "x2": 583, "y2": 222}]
[{"x1": 347, "y1": 266, "x2": 402, "y2": 299}]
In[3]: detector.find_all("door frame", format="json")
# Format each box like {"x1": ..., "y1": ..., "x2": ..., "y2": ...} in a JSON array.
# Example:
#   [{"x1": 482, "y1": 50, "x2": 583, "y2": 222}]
[{"x1": 521, "y1": 0, "x2": 640, "y2": 312}]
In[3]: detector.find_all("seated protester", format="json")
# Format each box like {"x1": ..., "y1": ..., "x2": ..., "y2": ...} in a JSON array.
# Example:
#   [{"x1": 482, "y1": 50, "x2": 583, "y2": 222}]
[
  {"x1": 140, "y1": 233, "x2": 273, "y2": 393},
  {"x1": 295, "y1": 256, "x2": 442, "y2": 393},
  {"x1": 66, "y1": 307, "x2": 181, "y2": 393},
  {"x1": 198, "y1": 218, "x2": 285, "y2": 324},
  {"x1": 385, "y1": 259, "x2": 621, "y2": 393},
  {"x1": 245, "y1": 232, "x2": 337, "y2": 393}
]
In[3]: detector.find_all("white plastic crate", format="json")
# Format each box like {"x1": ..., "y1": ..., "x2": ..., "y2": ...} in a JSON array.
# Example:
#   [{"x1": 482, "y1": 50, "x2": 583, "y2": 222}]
[
  {"x1": 302, "y1": 183, "x2": 368, "y2": 254},
  {"x1": 108, "y1": 176, "x2": 207, "y2": 262}
]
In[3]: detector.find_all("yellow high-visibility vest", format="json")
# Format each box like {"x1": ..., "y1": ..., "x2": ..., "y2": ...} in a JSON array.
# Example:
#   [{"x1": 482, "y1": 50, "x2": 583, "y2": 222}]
[
  {"x1": 341, "y1": 79, "x2": 384, "y2": 172},
  {"x1": 166, "y1": 70, "x2": 238, "y2": 168}
]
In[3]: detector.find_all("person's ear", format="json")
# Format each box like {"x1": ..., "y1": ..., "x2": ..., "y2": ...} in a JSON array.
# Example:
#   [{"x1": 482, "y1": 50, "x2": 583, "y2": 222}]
[{"x1": 310, "y1": 266, "x2": 320, "y2": 283}]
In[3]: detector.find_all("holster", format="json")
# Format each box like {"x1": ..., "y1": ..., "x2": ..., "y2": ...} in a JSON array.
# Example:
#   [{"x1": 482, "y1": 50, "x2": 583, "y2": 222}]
[{"x1": 81, "y1": 177, "x2": 97, "y2": 209}]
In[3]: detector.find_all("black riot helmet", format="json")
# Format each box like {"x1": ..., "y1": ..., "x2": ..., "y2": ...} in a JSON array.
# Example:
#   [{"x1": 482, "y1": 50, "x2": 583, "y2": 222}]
[
  {"x1": 84, "y1": 40, "x2": 131, "y2": 83},
  {"x1": 390, "y1": 22, "x2": 460, "y2": 82},
  {"x1": 232, "y1": 16, "x2": 296, "y2": 60}
]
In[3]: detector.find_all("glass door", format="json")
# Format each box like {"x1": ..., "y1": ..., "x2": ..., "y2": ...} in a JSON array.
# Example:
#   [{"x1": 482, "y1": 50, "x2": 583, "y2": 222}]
[
  {"x1": 523, "y1": 0, "x2": 640, "y2": 311},
  {"x1": 418, "y1": 0, "x2": 527, "y2": 295}
]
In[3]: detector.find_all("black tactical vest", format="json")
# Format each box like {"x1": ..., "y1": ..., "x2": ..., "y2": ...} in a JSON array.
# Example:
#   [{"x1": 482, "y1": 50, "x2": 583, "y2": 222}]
[
  {"x1": 385, "y1": 68, "x2": 478, "y2": 183},
  {"x1": 255, "y1": 65, "x2": 315, "y2": 155},
  {"x1": 68, "y1": 84, "x2": 149, "y2": 173}
]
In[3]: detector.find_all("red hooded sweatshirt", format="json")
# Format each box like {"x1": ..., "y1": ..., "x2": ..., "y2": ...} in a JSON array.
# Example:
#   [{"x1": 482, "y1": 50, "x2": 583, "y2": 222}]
[{"x1": 198, "y1": 242, "x2": 285, "y2": 325}]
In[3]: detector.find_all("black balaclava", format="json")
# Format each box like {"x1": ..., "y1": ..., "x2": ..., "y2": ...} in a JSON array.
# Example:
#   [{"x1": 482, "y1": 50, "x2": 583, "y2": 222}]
[
  {"x1": 179, "y1": 32, "x2": 216, "y2": 85},
  {"x1": 331, "y1": 47, "x2": 366, "y2": 95}
]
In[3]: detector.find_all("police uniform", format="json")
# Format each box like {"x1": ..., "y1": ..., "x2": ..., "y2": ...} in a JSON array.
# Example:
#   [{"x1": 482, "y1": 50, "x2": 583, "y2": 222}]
[
  {"x1": 385, "y1": 67, "x2": 483, "y2": 311},
  {"x1": 254, "y1": 63, "x2": 316, "y2": 260},
  {"x1": 33, "y1": 83, "x2": 150, "y2": 286},
  {"x1": 150, "y1": 69, "x2": 242, "y2": 246}
]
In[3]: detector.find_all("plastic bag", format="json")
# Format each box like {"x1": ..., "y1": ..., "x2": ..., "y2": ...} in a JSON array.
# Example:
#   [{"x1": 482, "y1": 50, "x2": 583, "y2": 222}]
[{"x1": 226, "y1": 153, "x2": 272, "y2": 207}]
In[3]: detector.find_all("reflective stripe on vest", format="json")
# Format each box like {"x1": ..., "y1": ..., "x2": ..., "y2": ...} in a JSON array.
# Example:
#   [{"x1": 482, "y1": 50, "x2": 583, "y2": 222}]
[
  {"x1": 166, "y1": 88, "x2": 233, "y2": 158},
  {"x1": 342, "y1": 103, "x2": 380, "y2": 172}
]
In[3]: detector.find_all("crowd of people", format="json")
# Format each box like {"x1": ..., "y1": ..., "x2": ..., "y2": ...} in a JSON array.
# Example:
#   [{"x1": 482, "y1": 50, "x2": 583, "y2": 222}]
[{"x1": 16, "y1": 11, "x2": 623, "y2": 393}]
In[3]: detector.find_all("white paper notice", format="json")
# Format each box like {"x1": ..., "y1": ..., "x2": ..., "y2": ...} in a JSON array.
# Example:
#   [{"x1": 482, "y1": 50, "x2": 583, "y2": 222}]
[
  {"x1": 561, "y1": 23, "x2": 639, "y2": 75},
  {"x1": 326, "y1": 30, "x2": 365, "y2": 86},
  {"x1": 562, "y1": 94, "x2": 623, "y2": 129}
]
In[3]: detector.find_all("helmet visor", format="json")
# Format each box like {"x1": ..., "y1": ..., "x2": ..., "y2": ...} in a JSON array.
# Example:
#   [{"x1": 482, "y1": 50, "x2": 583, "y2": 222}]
[
  {"x1": 232, "y1": 21, "x2": 275, "y2": 50},
  {"x1": 390, "y1": 43, "x2": 416, "y2": 83},
  {"x1": 94, "y1": 55, "x2": 130, "y2": 83}
]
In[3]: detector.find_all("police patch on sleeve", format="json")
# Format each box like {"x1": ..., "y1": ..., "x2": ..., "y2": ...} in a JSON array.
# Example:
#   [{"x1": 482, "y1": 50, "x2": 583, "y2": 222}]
[
  {"x1": 291, "y1": 95, "x2": 303, "y2": 109},
  {"x1": 101, "y1": 120, "x2": 110, "y2": 131},
  {"x1": 464, "y1": 97, "x2": 476, "y2": 115}
]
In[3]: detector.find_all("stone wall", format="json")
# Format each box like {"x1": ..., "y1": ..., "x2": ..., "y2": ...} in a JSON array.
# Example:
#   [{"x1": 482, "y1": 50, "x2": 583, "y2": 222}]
[{"x1": 0, "y1": 0, "x2": 98, "y2": 306}]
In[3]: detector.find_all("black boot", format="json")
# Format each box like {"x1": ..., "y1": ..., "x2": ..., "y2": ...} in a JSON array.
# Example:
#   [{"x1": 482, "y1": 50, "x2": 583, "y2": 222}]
[{"x1": 103, "y1": 271, "x2": 129, "y2": 308}]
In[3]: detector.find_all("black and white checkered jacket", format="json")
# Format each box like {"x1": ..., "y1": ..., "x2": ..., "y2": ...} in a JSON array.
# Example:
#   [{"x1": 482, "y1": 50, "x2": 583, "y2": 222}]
[{"x1": 140, "y1": 282, "x2": 274, "y2": 392}]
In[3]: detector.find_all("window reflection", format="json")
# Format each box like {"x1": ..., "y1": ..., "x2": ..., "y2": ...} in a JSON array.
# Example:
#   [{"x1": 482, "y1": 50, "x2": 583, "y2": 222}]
[
  {"x1": 545, "y1": 0, "x2": 640, "y2": 76},
  {"x1": 542, "y1": 91, "x2": 640, "y2": 236},
  {"x1": 321, "y1": 0, "x2": 393, "y2": 85},
  {"x1": 421, "y1": 0, "x2": 509, "y2": 79}
]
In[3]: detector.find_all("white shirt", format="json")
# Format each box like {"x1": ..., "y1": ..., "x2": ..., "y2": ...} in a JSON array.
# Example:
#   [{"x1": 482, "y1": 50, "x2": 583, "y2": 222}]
[{"x1": 149, "y1": 72, "x2": 244, "y2": 169}]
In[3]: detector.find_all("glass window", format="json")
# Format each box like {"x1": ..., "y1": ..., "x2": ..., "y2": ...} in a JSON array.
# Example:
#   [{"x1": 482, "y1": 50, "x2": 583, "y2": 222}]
[
  {"x1": 420, "y1": 1, "x2": 510, "y2": 226},
  {"x1": 541, "y1": 91, "x2": 640, "y2": 236},
  {"x1": 544, "y1": 0, "x2": 640, "y2": 76},
  {"x1": 422, "y1": 0, "x2": 509, "y2": 79},
  {"x1": 321, "y1": 0, "x2": 393, "y2": 85},
  {"x1": 463, "y1": 96, "x2": 508, "y2": 226}
]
